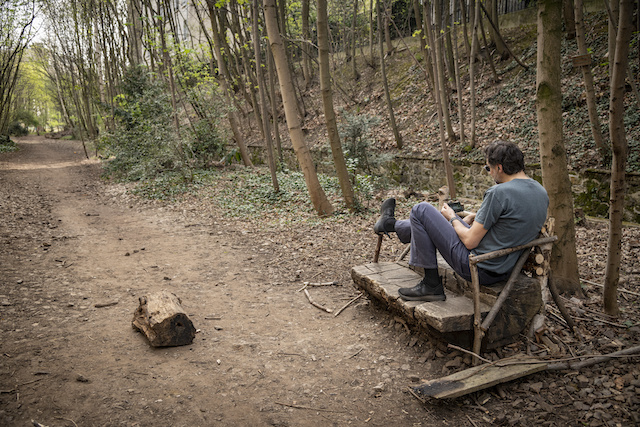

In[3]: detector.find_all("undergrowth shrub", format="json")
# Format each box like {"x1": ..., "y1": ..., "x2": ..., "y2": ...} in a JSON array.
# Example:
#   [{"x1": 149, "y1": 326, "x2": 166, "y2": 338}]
[
  {"x1": 337, "y1": 109, "x2": 389, "y2": 208},
  {"x1": 99, "y1": 65, "x2": 179, "y2": 181}
]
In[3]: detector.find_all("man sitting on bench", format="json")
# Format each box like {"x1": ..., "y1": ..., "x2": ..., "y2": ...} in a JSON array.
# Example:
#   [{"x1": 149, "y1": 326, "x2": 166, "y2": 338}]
[{"x1": 373, "y1": 140, "x2": 549, "y2": 302}]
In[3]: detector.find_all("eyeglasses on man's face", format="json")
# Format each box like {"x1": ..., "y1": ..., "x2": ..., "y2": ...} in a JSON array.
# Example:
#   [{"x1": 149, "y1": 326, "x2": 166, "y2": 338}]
[{"x1": 484, "y1": 165, "x2": 491, "y2": 172}]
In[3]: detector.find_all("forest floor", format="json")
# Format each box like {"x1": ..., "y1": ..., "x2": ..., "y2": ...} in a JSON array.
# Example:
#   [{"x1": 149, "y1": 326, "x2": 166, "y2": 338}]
[{"x1": 1, "y1": 136, "x2": 639, "y2": 426}]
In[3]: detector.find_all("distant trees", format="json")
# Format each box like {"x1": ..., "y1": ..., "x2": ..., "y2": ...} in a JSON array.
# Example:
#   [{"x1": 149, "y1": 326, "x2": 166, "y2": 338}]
[{"x1": 0, "y1": 0, "x2": 36, "y2": 139}]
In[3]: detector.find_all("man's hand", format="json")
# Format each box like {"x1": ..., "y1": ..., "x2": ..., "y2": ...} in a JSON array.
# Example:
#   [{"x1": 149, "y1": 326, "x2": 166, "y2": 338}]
[
  {"x1": 442, "y1": 203, "x2": 487, "y2": 250},
  {"x1": 440, "y1": 203, "x2": 455, "y2": 221},
  {"x1": 463, "y1": 213, "x2": 476, "y2": 225}
]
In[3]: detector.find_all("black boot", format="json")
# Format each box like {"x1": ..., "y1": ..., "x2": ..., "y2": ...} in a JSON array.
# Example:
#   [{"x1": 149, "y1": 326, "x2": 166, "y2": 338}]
[
  {"x1": 373, "y1": 198, "x2": 396, "y2": 236},
  {"x1": 398, "y1": 269, "x2": 446, "y2": 301}
]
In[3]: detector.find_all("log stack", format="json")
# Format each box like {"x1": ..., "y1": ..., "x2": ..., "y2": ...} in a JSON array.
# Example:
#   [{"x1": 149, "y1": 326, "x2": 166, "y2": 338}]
[{"x1": 132, "y1": 290, "x2": 196, "y2": 347}]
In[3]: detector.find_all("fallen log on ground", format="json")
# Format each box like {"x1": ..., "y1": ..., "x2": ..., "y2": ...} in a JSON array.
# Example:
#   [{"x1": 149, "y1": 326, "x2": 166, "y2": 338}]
[
  {"x1": 132, "y1": 290, "x2": 196, "y2": 347},
  {"x1": 413, "y1": 345, "x2": 640, "y2": 399}
]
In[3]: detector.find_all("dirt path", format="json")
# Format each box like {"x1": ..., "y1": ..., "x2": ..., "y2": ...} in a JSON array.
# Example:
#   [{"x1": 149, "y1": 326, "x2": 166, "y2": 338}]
[
  {"x1": 2, "y1": 137, "x2": 639, "y2": 427},
  {"x1": 0, "y1": 137, "x2": 445, "y2": 426}
]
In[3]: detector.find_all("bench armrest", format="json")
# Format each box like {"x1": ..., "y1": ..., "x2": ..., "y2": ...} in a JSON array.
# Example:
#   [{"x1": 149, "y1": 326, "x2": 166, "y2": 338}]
[{"x1": 469, "y1": 236, "x2": 557, "y2": 265}]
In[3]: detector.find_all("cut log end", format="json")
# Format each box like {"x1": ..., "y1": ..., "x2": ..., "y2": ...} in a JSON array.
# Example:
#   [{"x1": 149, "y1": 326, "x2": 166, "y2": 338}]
[{"x1": 132, "y1": 291, "x2": 196, "y2": 347}]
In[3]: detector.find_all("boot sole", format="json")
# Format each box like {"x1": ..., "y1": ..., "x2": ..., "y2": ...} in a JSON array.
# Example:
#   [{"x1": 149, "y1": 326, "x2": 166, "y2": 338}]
[{"x1": 398, "y1": 294, "x2": 446, "y2": 302}]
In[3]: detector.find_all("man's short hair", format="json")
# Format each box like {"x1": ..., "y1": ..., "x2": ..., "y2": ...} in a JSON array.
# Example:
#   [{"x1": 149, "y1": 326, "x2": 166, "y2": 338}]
[{"x1": 484, "y1": 140, "x2": 525, "y2": 175}]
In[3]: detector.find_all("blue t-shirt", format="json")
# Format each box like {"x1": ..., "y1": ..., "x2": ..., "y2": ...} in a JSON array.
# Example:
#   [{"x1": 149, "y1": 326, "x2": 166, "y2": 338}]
[{"x1": 473, "y1": 178, "x2": 549, "y2": 273}]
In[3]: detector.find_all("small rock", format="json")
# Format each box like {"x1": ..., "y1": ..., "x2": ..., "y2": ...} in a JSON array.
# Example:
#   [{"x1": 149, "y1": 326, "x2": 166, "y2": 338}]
[{"x1": 76, "y1": 375, "x2": 90, "y2": 383}]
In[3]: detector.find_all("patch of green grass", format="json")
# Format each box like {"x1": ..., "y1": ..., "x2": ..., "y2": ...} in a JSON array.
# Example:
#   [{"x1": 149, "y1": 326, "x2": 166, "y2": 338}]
[{"x1": 0, "y1": 136, "x2": 18, "y2": 153}]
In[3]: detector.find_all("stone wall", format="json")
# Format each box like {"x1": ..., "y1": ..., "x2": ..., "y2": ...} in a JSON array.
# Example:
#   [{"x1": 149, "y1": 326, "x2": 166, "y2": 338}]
[{"x1": 249, "y1": 145, "x2": 640, "y2": 223}]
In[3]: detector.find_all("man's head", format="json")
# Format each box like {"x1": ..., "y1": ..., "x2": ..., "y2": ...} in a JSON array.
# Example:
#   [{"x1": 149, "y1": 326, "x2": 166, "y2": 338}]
[{"x1": 484, "y1": 140, "x2": 525, "y2": 175}]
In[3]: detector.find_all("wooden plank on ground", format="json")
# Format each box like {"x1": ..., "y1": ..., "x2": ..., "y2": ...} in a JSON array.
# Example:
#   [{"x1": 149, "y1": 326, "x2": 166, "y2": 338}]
[{"x1": 413, "y1": 356, "x2": 548, "y2": 399}]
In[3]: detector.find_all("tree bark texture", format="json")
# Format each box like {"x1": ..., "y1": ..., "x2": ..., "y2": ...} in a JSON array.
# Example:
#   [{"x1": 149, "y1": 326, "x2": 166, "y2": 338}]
[
  {"x1": 317, "y1": 0, "x2": 356, "y2": 211},
  {"x1": 263, "y1": 0, "x2": 334, "y2": 217},
  {"x1": 253, "y1": 0, "x2": 279, "y2": 192},
  {"x1": 377, "y1": 0, "x2": 403, "y2": 149},
  {"x1": 536, "y1": 0, "x2": 581, "y2": 294},
  {"x1": 205, "y1": 0, "x2": 253, "y2": 167},
  {"x1": 573, "y1": 0, "x2": 606, "y2": 156},
  {"x1": 604, "y1": 0, "x2": 634, "y2": 315}
]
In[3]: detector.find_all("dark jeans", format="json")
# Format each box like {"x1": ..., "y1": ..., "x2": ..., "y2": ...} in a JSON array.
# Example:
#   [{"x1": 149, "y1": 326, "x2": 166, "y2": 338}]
[{"x1": 394, "y1": 202, "x2": 508, "y2": 285}]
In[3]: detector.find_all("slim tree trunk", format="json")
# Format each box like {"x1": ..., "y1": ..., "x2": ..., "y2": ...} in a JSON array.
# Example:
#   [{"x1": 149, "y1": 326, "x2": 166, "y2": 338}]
[
  {"x1": 563, "y1": 0, "x2": 576, "y2": 39},
  {"x1": 468, "y1": 0, "x2": 480, "y2": 147},
  {"x1": 263, "y1": 0, "x2": 334, "y2": 217},
  {"x1": 432, "y1": 1, "x2": 456, "y2": 142},
  {"x1": 253, "y1": 0, "x2": 279, "y2": 192},
  {"x1": 369, "y1": 0, "x2": 374, "y2": 63},
  {"x1": 377, "y1": 0, "x2": 402, "y2": 149},
  {"x1": 205, "y1": 0, "x2": 253, "y2": 167},
  {"x1": 604, "y1": 0, "x2": 634, "y2": 316},
  {"x1": 351, "y1": 0, "x2": 359, "y2": 80},
  {"x1": 318, "y1": 0, "x2": 356, "y2": 211},
  {"x1": 451, "y1": 11, "x2": 465, "y2": 147},
  {"x1": 301, "y1": 0, "x2": 312, "y2": 88},
  {"x1": 383, "y1": 0, "x2": 393, "y2": 54},
  {"x1": 459, "y1": 0, "x2": 471, "y2": 61},
  {"x1": 536, "y1": 0, "x2": 581, "y2": 294},
  {"x1": 487, "y1": 0, "x2": 508, "y2": 58},
  {"x1": 425, "y1": 0, "x2": 456, "y2": 198},
  {"x1": 267, "y1": 49, "x2": 283, "y2": 161},
  {"x1": 573, "y1": 0, "x2": 607, "y2": 157}
]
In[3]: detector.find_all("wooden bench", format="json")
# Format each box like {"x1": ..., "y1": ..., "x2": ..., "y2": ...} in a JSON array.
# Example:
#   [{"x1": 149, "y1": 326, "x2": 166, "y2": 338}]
[{"x1": 352, "y1": 221, "x2": 557, "y2": 353}]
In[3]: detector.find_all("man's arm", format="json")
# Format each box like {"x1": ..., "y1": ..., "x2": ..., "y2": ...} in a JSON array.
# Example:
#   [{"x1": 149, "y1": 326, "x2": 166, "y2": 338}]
[{"x1": 441, "y1": 204, "x2": 488, "y2": 250}]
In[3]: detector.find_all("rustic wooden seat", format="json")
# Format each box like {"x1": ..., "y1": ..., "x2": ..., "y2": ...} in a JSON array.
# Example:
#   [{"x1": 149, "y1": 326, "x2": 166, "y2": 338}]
[{"x1": 352, "y1": 219, "x2": 557, "y2": 352}]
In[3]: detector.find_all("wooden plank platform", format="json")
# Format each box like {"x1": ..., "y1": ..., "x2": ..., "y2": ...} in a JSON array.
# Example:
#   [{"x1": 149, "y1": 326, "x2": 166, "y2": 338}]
[
  {"x1": 351, "y1": 261, "x2": 542, "y2": 348},
  {"x1": 351, "y1": 262, "x2": 491, "y2": 333},
  {"x1": 413, "y1": 356, "x2": 548, "y2": 399}
]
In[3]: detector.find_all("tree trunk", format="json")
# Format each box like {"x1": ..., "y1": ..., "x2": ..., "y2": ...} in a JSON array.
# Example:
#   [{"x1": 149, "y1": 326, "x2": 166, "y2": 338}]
[
  {"x1": 301, "y1": 0, "x2": 312, "y2": 88},
  {"x1": 369, "y1": 0, "x2": 375, "y2": 63},
  {"x1": 563, "y1": 0, "x2": 576, "y2": 39},
  {"x1": 432, "y1": 0, "x2": 456, "y2": 142},
  {"x1": 536, "y1": 0, "x2": 581, "y2": 294},
  {"x1": 604, "y1": 0, "x2": 634, "y2": 316},
  {"x1": 458, "y1": 0, "x2": 471, "y2": 61},
  {"x1": 253, "y1": 0, "x2": 279, "y2": 192},
  {"x1": 451, "y1": 11, "x2": 465, "y2": 147},
  {"x1": 468, "y1": 0, "x2": 480, "y2": 147},
  {"x1": 384, "y1": 1, "x2": 393, "y2": 54},
  {"x1": 205, "y1": 0, "x2": 253, "y2": 167},
  {"x1": 573, "y1": 0, "x2": 607, "y2": 157},
  {"x1": 425, "y1": 0, "x2": 456, "y2": 198},
  {"x1": 267, "y1": 49, "x2": 283, "y2": 162},
  {"x1": 263, "y1": 0, "x2": 334, "y2": 217},
  {"x1": 318, "y1": 0, "x2": 356, "y2": 211},
  {"x1": 351, "y1": 0, "x2": 360, "y2": 80},
  {"x1": 487, "y1": 0, "x2": 508, "y2": 59},
  {"x1": 377, "y1": 0, "x2": 403, "y2": 149}
]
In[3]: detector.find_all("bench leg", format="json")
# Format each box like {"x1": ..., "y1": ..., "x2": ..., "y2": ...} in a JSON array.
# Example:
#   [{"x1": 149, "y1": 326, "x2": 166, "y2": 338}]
[{"x1": 373, "y1": 234, "x2": 383, "y2": 263}]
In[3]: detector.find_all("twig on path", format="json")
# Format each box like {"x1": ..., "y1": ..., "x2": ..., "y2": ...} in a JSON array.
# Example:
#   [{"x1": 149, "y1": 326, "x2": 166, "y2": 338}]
[
  {"x1": 448, "y1": 344, "x2": 492, "y2": 364},
  {"x1": 303, "y1": 289, "x2": 333, "y2": 313},
  {"x1": 297, "y1": 281, "x2": 340, "y2": 292},
  {"x1": 274, "y1": 401, "x2": 345, "y2": 413},
  {"x1": 347, "y1": 348, "x2": 364, "y2": 359},
  {"x1": 466, "y1": 415, "x2": 480, "y2": 427},
  {"x1": 407, "y1": 386, "x2": 426, "y2": 404},
  {"x1": 94, "y1": 301, "x2": 118, "y2": 308},
  {"x1": 334, "y1": 293, "x2": 363, "y2": 317},
  {"x1": 56, "y1": 417, "x2": 78, "y2": 427}
]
